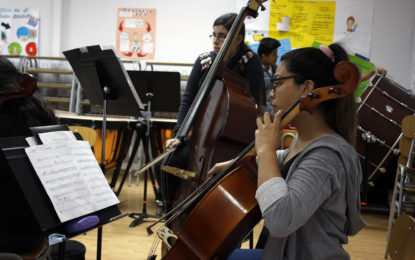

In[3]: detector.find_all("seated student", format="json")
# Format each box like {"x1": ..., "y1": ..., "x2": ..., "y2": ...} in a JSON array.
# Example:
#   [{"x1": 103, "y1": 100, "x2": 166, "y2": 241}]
[
  {"x1": 0, "y1": 56, "x2": 58, "y2": 254},
  {"x1": 210, "y1": 44, "x2": 366, "y2": 259},
  {"x1": 0, "y1": 57, "x2": 86, "y2": 260},
  {"x1": 258, "y1": 37, "x2": 281, "y2": 114}
]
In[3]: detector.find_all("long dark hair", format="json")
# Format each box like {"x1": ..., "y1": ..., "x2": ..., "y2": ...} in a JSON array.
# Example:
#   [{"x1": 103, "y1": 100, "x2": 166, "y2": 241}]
[
  {"x1": 280, "y1": 44, "x2": 357, "y2": 145},
  {"x1": 0, "y1": 57, "x2": 57, "y2": 136}
]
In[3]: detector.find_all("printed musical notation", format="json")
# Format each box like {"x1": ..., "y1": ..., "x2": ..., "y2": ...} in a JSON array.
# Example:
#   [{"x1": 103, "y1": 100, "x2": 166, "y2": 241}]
[{"x1": 25, "y1": 131, "x2": 119, "y2": 222}]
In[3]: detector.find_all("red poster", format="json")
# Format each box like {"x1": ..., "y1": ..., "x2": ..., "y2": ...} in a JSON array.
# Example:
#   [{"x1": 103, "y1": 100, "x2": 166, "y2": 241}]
[{"x1": 116, "y1": 8, "x2": 156, "y2": 59}]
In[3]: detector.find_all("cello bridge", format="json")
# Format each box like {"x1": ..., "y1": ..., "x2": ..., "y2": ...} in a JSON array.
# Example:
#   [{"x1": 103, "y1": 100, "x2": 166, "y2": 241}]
[{"x1": 156, "y1": 226, "x2": 178, "y2": 250}]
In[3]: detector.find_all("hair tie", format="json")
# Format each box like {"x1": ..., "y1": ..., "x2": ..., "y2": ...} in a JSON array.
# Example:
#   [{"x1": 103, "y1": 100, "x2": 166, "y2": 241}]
[{"x1": 319, "y1": 44, "x2": 334, "y2": 59}]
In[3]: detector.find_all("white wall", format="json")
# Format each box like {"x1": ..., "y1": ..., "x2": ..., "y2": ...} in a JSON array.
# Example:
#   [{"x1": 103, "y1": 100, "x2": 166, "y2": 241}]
[
  {"x1": 60, "y1": 0, "x2": 237, "y2": 63},
  {"x1": 1, "y1": 0, "x2": 414, "y2": 91},
  {"x1": 369, "y1": 0, "x2": 415, "y2": 91}
]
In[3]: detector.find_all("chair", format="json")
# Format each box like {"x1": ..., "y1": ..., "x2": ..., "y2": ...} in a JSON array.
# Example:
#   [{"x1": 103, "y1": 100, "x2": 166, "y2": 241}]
[
  {"x1": 387, "y1": 214, "x2": 415, "y2": 260},
  {"x1": 68, "y1": 125, "x2": 97, "y2": 148},
  {"x1": 385, "y1": 115, "x2": 415, "y2": 259}
]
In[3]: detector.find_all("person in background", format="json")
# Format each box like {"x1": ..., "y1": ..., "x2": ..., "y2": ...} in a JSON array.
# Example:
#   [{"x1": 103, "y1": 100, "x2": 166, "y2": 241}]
[
  {"x1": 165, "y1": 12, "x2": 264, "y2": 149},
  {"x1": 258, "y1": 37, "x2": 281, "y2": 114},
  {"x1": 0, "y1": 57, "x2": 57, "y2": 137},
  {"x1": 210, "y1": 44, "x2": 366, "y2": 260},
  {"x1": 362, "y1": 67, "x2": 387, "y2": 81},
  {"x1": 324, "y1": 42, "x2": 387, "y2": 81},
  {"x1": 0, "y1": 56, "x2": 54, "y2": 255}
]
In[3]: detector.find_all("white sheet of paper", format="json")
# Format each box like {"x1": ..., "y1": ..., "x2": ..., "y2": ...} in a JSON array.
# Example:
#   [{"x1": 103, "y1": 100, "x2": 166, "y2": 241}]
[
  {"x1": 25, "y1": 140, "x2": 119, "y2": 222},
  {"x1": 25, "y1": 136, "x2": 39, "y2": 147},
  {"x1": 38, "y1": 131, "x2": 77, "y2": 144},
  {"x1": 277, "y1": 22, "x2": 290, "y2": 32}
]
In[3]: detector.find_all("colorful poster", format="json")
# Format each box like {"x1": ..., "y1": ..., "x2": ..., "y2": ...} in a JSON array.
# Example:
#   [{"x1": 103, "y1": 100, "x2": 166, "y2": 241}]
[
  {"x1": 0, "y1": 8, "x2": 40, "y2": 56},
  {"x1": 116, "y1": 8, "x2": 156, "y2": 60},
  {"x1": 333, "y1": 0, "x2": 374, "y2": 57},
  {"x1": 269, "y1": 0, "x2": 336, "y2": 48}
]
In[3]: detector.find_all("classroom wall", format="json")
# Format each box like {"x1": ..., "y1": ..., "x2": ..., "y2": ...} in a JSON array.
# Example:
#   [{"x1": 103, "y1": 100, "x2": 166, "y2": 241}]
[{"x1": 1, "y1": 0, "x2": 414, "y2": 91}]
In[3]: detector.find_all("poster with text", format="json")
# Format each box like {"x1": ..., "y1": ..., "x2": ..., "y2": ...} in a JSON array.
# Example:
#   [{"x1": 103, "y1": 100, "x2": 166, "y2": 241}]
[
  {"x1": 237, "y1": 0, "x2": 374, "y2": 58},
  {"x1": 0, "y1": 8, "x2": 39, "y2": 56},
  {"x1": 116, "y1": 8, "x2": 156, "y2": 60},
  {"x1": 269, "y1": 0, "x2": 336, "y2": 48}
]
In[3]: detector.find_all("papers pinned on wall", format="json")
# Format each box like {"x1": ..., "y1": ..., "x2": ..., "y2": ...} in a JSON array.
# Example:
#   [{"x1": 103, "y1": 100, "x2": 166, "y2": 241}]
[{"x1": 277, "y1": 16, "x2": 291, "y2": 32}]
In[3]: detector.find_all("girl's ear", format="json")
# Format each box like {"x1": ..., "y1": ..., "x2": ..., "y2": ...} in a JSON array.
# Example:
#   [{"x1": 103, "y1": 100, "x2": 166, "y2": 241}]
[{"x1": 303, "y1": 80, "x2": 315, "y2": 94}]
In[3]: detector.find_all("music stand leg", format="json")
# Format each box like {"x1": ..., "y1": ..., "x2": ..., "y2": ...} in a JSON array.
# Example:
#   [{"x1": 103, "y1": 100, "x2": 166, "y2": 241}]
[
  {"x1": 97, "y1": 226, "x2": 102, "y2": 260},
  {"x1": 115, "y1": 128, "x2": 141, "y2": 196},
  {"x1": 110, "y1": 128, "x2": 132, "y2": 189},
  {"x1": 100, "y1": 97, "x2": 108, "y2": 172},
  {"x1": 128, "y1": 124, "x2": 161, "y2": 228}
]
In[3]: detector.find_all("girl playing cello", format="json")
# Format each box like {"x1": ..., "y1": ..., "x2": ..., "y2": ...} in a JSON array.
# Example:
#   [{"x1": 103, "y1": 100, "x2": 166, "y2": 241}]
[{"x1": 211, "y1": 44, "x2": 366, "y2": 259}]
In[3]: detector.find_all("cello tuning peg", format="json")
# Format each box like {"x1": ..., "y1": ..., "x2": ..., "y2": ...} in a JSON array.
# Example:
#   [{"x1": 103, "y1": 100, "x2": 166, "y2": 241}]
[{"x1": 255, "y1": 0, "x2": 266, "y2": 11}]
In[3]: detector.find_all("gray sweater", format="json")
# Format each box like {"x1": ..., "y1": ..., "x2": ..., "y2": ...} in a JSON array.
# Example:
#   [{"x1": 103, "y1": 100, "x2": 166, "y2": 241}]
[{"x1": 255, "y1": 134, "x2": 366, "y2": 260}]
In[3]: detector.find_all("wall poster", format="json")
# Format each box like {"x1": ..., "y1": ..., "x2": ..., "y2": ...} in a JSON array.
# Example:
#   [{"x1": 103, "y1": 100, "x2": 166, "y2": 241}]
[
  {"x1": 0, "y1": 7, "x2": 40, "y2": 56},
  {"x1": 237, "y1": 0, "x2": 374, "y2": 58},
  {"x1": 116, "y1": 8, "x2": 156, "y2": 60}
]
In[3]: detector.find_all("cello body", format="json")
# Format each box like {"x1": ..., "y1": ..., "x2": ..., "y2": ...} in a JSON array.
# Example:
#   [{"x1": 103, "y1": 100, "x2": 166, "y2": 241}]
[{"x1": 164, "y1": 155, "x2": 261, "y2": 260}]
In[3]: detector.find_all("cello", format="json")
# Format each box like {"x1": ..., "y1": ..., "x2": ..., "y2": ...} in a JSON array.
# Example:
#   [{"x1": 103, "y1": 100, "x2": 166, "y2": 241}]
[{"x1": 147, "y1": 61, "x2": 361, "y2": 259}]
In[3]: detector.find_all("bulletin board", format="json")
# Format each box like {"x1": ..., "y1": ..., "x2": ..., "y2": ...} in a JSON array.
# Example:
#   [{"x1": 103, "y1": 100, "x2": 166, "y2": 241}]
[{"x1": 239, "y1": 0, "x2": 374, "y2": 59}]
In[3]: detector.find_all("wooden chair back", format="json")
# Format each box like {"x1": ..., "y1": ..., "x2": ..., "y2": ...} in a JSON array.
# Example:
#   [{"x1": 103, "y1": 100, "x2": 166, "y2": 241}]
[{"x1": 388, "y1": 214, "x2": 415, "y2": 260}]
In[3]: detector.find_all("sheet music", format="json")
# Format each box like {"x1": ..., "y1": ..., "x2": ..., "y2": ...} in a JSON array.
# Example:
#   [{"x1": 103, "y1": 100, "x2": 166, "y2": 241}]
[
  {"x1": 38, "y1": 131, "x2": 77, "y2": 144},
  {"x1": 25, "y1": 139, "x2": 119, "y2": 222}
]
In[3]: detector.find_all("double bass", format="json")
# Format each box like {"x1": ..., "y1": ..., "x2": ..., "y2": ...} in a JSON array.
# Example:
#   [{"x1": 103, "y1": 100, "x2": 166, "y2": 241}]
[
  {"x1": 147, "y1": 61, "x2": 361, "y2": 259},
  {"x1": 135, "y1": 0, "x2": 268, "y2": 225}
]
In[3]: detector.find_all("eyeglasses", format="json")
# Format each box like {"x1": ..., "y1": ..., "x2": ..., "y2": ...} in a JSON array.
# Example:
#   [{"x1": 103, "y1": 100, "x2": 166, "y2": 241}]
[
  {"x1": 271, "y1": 75, "x2": 300, "y2": 91},
  {"x1": 209, "y1": 33, "x2": 227, "y2": 41}
]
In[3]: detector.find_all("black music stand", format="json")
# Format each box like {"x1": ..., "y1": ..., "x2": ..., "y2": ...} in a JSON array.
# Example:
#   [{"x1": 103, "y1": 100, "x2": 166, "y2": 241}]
[
  {"x1": 115, "y1": 71, "x2": 180, "y2": 227},
  {"x1": 0, "y1": 130, "x2": 126, "y2": 260},
  {"x1": 63, "y1": 45, "x2": 144, "y2": 171}
]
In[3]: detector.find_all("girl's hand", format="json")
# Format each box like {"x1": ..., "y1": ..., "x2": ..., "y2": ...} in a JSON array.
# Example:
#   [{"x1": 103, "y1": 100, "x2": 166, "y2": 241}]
[
  {"x1": 255, "y1": 110, "x2": 284, "y2": 156},
  {"x1": 165, "y1": 138, "x2": 181, "y2": 149},
  {"x1": 207, "y1": 160, "x2": 233, "y2": 178}
]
